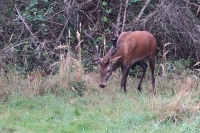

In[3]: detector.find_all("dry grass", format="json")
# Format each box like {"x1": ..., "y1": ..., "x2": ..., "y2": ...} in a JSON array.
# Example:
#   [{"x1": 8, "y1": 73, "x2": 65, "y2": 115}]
[
  {"x1": 0, "y1": 30, "x2": 86, "y2": 99},
  {"x1": 153, "y1": 74, "x2": 200, "y2": 124}
]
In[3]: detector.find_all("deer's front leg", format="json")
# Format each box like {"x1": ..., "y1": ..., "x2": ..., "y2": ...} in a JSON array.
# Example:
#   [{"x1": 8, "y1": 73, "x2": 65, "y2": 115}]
[
  {"x1": 120, "y1": 65, "x2": 131, "y2": 92},
  {"x1": 136, "y1": 61, "x2": 148, "y2": 92}
]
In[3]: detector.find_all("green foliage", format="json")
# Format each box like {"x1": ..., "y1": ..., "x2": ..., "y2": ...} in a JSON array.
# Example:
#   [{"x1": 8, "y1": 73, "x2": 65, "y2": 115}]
[
  {"x1": 22, "y1": 0, "x2": 50, "y2": 22},
  {"x1": 164, "y1": 59, "x2": 190, "y2": 74},
  {"x1": 106, "y1": 9, "x2": 112, "y2": 14},
  {"x1": 100, "y1": 0, "x2": 113, "y2": 35},
  {"x1": 102, "y1": 16, "x2": 108, "y2": 22},
  {"x1": 129, "y1": 0, "x2": 142, "y2": 5},
  {"x1": 25, "y1": 0, "x2": 38, "y2": 10},
  {"x1": 129, "y1": 0, "x2": 141, "y2": 3},
  {"x1": 102, "y1": 1, "x2": 108, "y2": 6},
  {"x1": 129, "y1": 65, "x2": 141, "y2": 77}
]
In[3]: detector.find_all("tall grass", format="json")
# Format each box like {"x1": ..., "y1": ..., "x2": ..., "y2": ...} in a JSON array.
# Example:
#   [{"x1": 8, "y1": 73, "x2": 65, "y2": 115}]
[{"x1": 0, "y1": 30, "x2": 86, "y2": 99}]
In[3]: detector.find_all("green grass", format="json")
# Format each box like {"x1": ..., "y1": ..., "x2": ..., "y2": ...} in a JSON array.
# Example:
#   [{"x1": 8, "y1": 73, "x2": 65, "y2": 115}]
[{"x1": 0, "y1": 84, "x2": 199, "y2": 133}]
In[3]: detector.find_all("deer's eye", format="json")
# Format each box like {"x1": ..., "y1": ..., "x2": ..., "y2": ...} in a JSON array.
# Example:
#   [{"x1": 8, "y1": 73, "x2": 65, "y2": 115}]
[{"x1": 107, "y1": 70, "x2": 111, "y2": 73}]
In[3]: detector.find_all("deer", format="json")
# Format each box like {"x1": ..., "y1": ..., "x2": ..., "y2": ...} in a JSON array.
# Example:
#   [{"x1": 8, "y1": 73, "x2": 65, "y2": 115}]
[{"x1": 85, "y1": 30, "x2": 157, "y2": 95}]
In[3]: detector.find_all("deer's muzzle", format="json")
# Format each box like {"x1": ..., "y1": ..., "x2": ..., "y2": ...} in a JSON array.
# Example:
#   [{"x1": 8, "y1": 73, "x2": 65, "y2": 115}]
[{"x1": 99, "y1": 84, "x2": 105, "y2": 88}]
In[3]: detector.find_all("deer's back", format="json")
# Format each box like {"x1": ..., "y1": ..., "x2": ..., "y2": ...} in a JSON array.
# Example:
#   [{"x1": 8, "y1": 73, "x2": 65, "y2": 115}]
[{"x1": 115, "y1": 31, "x2": 157, "y2": 65}]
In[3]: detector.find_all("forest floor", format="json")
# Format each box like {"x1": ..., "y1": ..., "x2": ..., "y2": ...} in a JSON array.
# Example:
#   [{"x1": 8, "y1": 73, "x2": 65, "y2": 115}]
[{"x1": 0, "y1": 69, "x2": 200, "y2": 133}]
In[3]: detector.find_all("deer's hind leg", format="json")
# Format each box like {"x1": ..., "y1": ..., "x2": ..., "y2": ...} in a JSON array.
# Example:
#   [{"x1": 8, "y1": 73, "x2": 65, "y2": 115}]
[{"x1": 131, "y1": 61, "x2": 148, "y2": 92}]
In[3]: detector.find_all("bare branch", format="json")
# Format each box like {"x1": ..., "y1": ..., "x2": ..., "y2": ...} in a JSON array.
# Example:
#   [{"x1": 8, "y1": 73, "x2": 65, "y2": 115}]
[
  {"x1": 121, "y1": 0, "x2": 129, "y2": 32},
  {"x1": 84, "y1": 31, "x2": 101, "y2": 64},
  {"x1": 116, "y1": 1, "x2": 123, "y2": 37},
  {"x1": 56, "y1": 17, "x2": 69, "y2": 44},
  {"x1": 135, "y1": 0, "x2": 152, "y2": 22},
  {"x1": 14, "y1": 4, "x2": 42, "y2": 44}
]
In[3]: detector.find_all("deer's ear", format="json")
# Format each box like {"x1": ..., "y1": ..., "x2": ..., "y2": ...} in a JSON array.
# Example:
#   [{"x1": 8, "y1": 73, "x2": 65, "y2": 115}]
[{"x1": 109, "y1": 55, "x2": 122, "y2": 64}]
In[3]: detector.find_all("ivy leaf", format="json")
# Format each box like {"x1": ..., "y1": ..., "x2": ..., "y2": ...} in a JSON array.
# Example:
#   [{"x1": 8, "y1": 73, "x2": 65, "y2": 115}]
[
  {"x1": 33, "y1": 0, "x2": 38, "y2": 4},
  {"x1": 30, "y1": 8, "x2": 37, "y2": 12},
  {"x1": 102, "y1": 1, "x2": 107, "y2": 6},
  {"x1": 29, "y1": 2, "x2": 35, "y2": 7},
  {"x1": 102, "y1": 16, "x2": 108, "y2": 22},
  {"x1": 37, "y1": 15, "x2": 44, "y2": 21},
  {"x1": 22, "y1": 12, "x2": 27, "y2": 17},
  {"x1": 106, "y1": 9, "x2": 112, "y2": 14},
  {"x1": 129, "y1": 0, "x2": 140, "y2": 3},
  {"x1": 25, "y1": 6, "x2": 30, "y2": 11}
]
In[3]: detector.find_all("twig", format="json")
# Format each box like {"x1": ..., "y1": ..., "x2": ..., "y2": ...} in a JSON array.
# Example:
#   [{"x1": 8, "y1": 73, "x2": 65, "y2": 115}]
[
  {"x1": 162, "y1": 43, "x2": 171, "y2": 63},
  {"x1": 140, "y1": 0, "x2": 165, "y2": 24},
  {"x1": 194, "y1": 62, "x2": 200, "y2": 67},
  {"x1": 182, "y1": 0, "x2": 199, "y2": 7},
  {"x1": 46, "y1": 21, "x2": 64, "y2": 27},
  {"x1": 121, "y1": 0, "x2": 129, "y2": 32},
  {"x1": 160, "y1": 92, "x2": 186, "y2": 123},
  {"x1": 14, "y1": 4, "x2": 42, "y2": 44},
  {"x1": 46, "y1": 25, "x2": 57, "y2": 39},
  {"x1": 1, "y1": 40, "x2": 29, "y2": 55},
  {"x1": 116, "y1": 1, "x2": 123, "y2": 36},
  {"x1": 136, "y1": 0, "x2": 152, "y2": 22},
  {"x1": 56, "y1": 17, "x2": 69, "y2": 44},
  {"x1": 45, "y1": 9, "x2": 65, "y2": 21}
]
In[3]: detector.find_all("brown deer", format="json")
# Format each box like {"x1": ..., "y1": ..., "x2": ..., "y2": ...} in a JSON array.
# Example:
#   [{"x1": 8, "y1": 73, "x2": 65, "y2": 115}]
[{"x1": 85, "y1": 31, "x2": 157, "y2": 95}]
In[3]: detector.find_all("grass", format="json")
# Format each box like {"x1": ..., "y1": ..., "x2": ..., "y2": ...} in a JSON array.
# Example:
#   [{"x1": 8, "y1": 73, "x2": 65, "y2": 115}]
[
  {"x1": 0, "y1": 70, "x2": 200, "y2": 133},
  {"x1": 0, "y1": 93, "x2": 199, "y2": 133}
]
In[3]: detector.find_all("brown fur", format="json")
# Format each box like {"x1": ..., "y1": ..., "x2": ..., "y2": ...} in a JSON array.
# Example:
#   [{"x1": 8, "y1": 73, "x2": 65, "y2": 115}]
[
  {"x1": 111, "y1": 31, "x2": 157, "y2": 68},
  {"x1": 99, "y1": 31, "x2": 157, "y2": 95}
]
